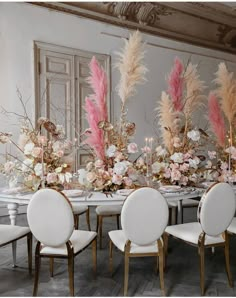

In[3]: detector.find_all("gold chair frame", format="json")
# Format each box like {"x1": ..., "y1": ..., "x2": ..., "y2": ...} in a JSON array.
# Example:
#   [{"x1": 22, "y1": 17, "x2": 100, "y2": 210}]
[
  {"x1": 74, "y1": 207, "x2": 91, "y2": 231},
  {"x1": 109, "y1": 237, "x2": 165, "y2": 296}
]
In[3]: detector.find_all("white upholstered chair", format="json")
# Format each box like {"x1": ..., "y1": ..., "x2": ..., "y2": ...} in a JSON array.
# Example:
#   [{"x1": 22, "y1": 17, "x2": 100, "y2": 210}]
[
  {"x1": 227, "y1": 217, "x2": 236, "y2": 234},
  {"x1": 72, "y1": 204, "x2": 91, "y2": 230},
  {"x1": 165, "y1": 182, "x2": 235, "y2": 295},
  {"x1": 27, "y1": 188, "x2": 97, "y2": 296},
  {"x1": 109, "y1": 187, "x2": 169, "y2": 296},
  {"x1": 0, "y1": 224, "x2": 32, "y2": 273},
  {"x1": 96, "y1": 204, "x2": 122, "y2": 249}
]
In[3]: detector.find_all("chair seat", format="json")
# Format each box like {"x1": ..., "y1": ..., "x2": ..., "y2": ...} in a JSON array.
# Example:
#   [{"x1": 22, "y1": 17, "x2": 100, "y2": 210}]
[
  {"x1": 166, "y1": 222, "x2": 225, "y2": 245},
  {"x1": 96, "y1": 205, "x2": 122, "y2": 216},
  {"x1": 71, "y1": 204, "x2": 88, "y2": 215},
  {"x1": 227, "y1": 217, "x2": 236, "y2": 234},
  {"x1": 168, "y1": 198, "x2": 199, "y2": 208},
  {"x1": 109, "y1": 230, "x2": 159, "y2": 254},
  {"x1": 40, "y1": 230, "x2": 97, "y2": 256},
  {"x1": 0, "y1": 224, "x2": 30, "y2": 246}
]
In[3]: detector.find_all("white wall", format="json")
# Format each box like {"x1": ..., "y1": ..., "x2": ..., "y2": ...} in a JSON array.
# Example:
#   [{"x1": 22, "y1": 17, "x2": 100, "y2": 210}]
[{"x1": 1, "y1": 2, "x2": 236, "y2": 152}]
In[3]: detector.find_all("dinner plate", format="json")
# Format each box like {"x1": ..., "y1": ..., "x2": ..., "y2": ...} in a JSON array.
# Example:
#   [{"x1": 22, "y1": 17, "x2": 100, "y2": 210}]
[
  {"x1": 159, "y1": 185, "x2": 181, "y2": 193},
  {"x1": 63, "y1": 189, "x2": 84, "y2": 197},
  {"x1": 116, "y1": 189, "x2": 134, "y2": 196}
]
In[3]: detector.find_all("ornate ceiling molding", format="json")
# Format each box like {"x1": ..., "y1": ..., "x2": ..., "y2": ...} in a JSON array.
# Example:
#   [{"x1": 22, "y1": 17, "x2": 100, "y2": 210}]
[{"x1": 29, "y1": 2, "x2": 236, "y2": 54}]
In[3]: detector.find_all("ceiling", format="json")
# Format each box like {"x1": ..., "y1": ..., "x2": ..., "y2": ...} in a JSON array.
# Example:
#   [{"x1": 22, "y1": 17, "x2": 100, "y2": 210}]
[{"x1": 30, "y1": 2, "x2": 236, "y2": 54}]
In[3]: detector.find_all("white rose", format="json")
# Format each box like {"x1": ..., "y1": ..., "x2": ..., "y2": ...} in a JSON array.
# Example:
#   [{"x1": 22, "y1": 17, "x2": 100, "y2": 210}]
[
  {"x1": 155, "y1": 146, "x2": 168, "y2": 157},
  {"x1": 21, "y1": 159, "x2": 33, "y2": 172},
  {"x1": 114, "y1": 161, "x2": 129, "y2": 175},
  {"x1": 24, "y1": 143, "x2": 35, "y2": 155},
  {"x1": 188, "y1": 157, "x2": 200, "y2": 169},
  {"x1": 106, "y1": 145, "x2": 117, "y2": 157},
  {"x1": 170, "y1": 152, "x2": 184, "y2": 163},
  {"x1": 127, "y1": 143, "x2": 138, "y2": 154},
  {"x1": 34, "y1": 163, "x2": 45, "y2": 176},
  {"x1": 152, "y1": 162, "x2": 166, "y2": 174},
  {"x1": 187, "y1": 130, "x2": 200, "y2": 142}
]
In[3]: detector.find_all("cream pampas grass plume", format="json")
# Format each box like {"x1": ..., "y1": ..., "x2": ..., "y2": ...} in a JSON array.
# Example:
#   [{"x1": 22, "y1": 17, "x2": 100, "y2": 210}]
[
  {"x1": 215, "y1": 62, "x2": 236, "y2": 124},
  {"x1": 115, "y1": 30, "x2": 147, "y2": 108},
  {"x1": 184, "y1": 63, "x2": 205, "y2": 119},
  {"x1": 157, "y1": 91, "x2": 174, "y2": 153}
]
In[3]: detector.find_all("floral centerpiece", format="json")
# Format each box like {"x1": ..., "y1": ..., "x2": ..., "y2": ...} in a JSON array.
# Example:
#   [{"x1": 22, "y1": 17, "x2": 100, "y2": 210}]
[
  {"x1": 148, "y1": 57, "x2": 207, "y2": 186},
  {"x1": 205, "y1": 63, "x2": 236, "y2": 182},
  {"x1": 78, "y1": 31, "x2": 146, "y2": 192},
  {"x1": 0, "y1": 106, "x2": 73, "y2": 190}
]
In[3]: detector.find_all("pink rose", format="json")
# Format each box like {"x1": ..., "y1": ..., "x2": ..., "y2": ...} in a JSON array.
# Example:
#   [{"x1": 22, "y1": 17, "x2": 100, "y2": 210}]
[
  {"x1": 112, "y1": 174, "x2": 123, "y2": 185},
  {"x1": 183, "y1": 153, "x2": 191, "y2": 161},
  {"x1": 179, "y1": 163, "x2": 189, "y2": 172},
  {"x1": 128, "y1": 143, "x2": 138, "y2": 154},
  {"x1": 136, "y1": 157, "x2": 145, "y2": 166},
  {"x1": 179, "y1": 175, "x2": 188, "y2": 186},
  {"x1": 171, "y1": 169, "x2": 182, "y2": 181},
  {"x1": 114, "y1": 152, "x2": 124, "y2": 162},
  {"x1": 46, "y1": 173, "x2": 58, "y2": 184},
  {"x1": 95, "y1": 159, "x2": 104, "y2": 168},
  {"x1": 87, "y1": 172, "x2": 96, "y2": 183},
  {"x1": 32, "y1": 147, "x2": 43, "y2": 158},
  {"x1": 141, "y1": 146, "x2": 151, "y2": 154},
  {"x1": 164, "y1": 168, "x2": 171, "y2": 179},
  {"x1": 56, "y1": 150, "x2": 64, "y2": 158},
  {"x1": 124, "y1": 177, "x2": 133, "y2": 187}
]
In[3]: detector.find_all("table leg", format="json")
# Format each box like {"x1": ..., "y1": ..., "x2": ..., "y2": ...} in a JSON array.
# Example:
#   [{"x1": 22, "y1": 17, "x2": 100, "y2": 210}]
[
  {"x1": 7, "y1": 203, "x2": 19, "y2": 267},
  {"x1": 177, "y1": 200, "x2": 183, "y2": 224}
]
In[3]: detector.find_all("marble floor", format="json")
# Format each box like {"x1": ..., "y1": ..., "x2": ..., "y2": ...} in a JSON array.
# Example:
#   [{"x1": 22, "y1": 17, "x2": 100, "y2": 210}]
[{"x1": 0, "y1": 207, "x2": 236, "y2": 296}]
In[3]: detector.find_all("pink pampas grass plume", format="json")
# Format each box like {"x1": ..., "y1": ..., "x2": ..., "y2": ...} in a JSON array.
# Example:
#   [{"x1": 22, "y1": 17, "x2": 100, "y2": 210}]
[
  {"x1": 87, "y1": 56, "x2": 108, "y2": 121},
  {"x1": 167, "y1": 57, "x2": 184, "y2": 112},
  {"x1": 208, "y1": 92, "x2": 226, "y2": 147},
  {"x1": 84, "y1": 97, "x2": 105, "y2": 160}
]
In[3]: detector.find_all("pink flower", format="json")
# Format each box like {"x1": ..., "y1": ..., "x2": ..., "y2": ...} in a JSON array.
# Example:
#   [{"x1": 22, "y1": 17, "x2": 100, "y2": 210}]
[
  {"x1": 179, "y1": 163, "x2": 189, "y2": 172},
  {"x1": 141, "y1": 146, "x2": 151, "y2": 153},
  {"x1": 56, "y1": 150, "x2": 64, "y2": 158},
  {"x1": 87, "y1": 172, "x2": 96, "y2": 183},
  {"x1": 183, "y1": 153, "x2": 192, "y2": 161},
  {"x1": 136, "y1": 157, "x2": 145, "y2": 166},
  {"x1": 32, "y1": 147, "x2": 43, "y2": 158},
  {"x1": 170, "y1": 163, "x2": 179, "y2": 170},
  {"x1": 220, "y1": 162, "x2": 228, "y2": 171},
  {"x1": 208, "y1": 151, "x2": 216, "y2": 160},
  {"x1": 124, "y1": 177, "x2": 133, "y2": 187},
  {"x1": 46, "y1": 173, "x2": 58, "y2": 184},
  {"x1": 112, "y1": 174, "x2": 123, "y2": 185},
  {"x1": 114, "y1": 152, "x2": 124, "y2": 162},
  {"x1": 95, "y1": 159, "x2": 104, "y2": 168},
  {"x1": 127, "y1": 167, "x2": 138, "y2": 180},
  {"x1": 164, "y1": 168, "x2": 171, "y2": 179},
  {"x1": 173, "y1": 137, "x2": 182, "y2": 148},
  {"x1": 127, "y1": 143, "x2": 138, "y2": 154},
  {"x1": 171, "y1": 169, "x2": 182, "y2": 181},
  {"x1": 38, "y1": 135, "x2": 47, "y2": 146},
  {"x1": 179, "y1": 175, "x2": 188, "y2": 186},
  {"x1": 95, "y1": 179, "x2": 104, "y2": 189}
]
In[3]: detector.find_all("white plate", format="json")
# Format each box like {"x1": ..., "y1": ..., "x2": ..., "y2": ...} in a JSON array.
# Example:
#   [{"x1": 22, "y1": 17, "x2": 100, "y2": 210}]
[
  {"x1": 201, "y1": 181, "x2": 215, "y2": 188},
  {"x1": 116, "y1": 189, "x2": 134, "y2": 196},
  {"x1": 63, "y1": 189, "x2": 84, "y2": 198},
  {"x1": 159, "y1": 185, "x2": 181, "y2": 193}
]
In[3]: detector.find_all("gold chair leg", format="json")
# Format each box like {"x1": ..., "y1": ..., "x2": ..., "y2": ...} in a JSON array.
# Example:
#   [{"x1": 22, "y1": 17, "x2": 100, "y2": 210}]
[
  {"x1": 198, "y1": 241, "x2": 205, "y2": 296},
  {"x1": 124, "y1": 252, "x2": 129, "y2": 296},
  {"x1": 33, "y1": 241, "x2": 41, "y2": 297},
  {"x1": 50, "y1": 258, "x2": 54, "y2": 277},
  {"x1": 92, "y1": 238, "x2": 97, "y2": 277},
  {"x1": 116, "y1": 215, "x2": 120, "y2": 230},
  {"x1": 74, "y1": 215, "x2": 78, "y2": 230},
  {"x1": 27, "y1": 233, "x2": 32, "y2": 275},
  {"x1": 99, "y1": 216, "x2": 103, "y2": 249},
  {"x1": 68, "y1": 255, "x2": 74, "y2": 296},
  {"x1": 109, "y1": 239, "x2": 113, "y2": 276},
  {"x1": 158, "y1": 240, "x2": 165, "y2": 296},
  {"x1": 86, "y1": 208, "x2": 91, "y2": 231},
  {"x1": 224, "y1": 232, "x2": 233, "y2": 287}
]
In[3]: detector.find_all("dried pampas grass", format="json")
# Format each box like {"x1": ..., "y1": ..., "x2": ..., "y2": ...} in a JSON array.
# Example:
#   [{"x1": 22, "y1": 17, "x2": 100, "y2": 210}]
[
  {"x1": 157, "y1": 91, "x2": 174, "y2": 153},
  {"x1": 215, "y1": 62, "x2": 236, "y2": 124},
  {"x1": 184, "y1": 63, "x2": 205, "y2": 119},
  {"x1": 115, "y1": 30, "x2": 147, "y2": 108}
]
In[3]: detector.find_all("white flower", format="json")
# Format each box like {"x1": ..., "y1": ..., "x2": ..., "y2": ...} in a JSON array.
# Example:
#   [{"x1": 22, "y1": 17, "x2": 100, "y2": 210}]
[
  {"x1": 152, "y1": 162, "x2": 166, "y2": 174},
  {"x1": 187, "y1": 130, "x2": 200, "y2": 142},
  {"x1": 52, "y1": 141, "x2": 63, "y2": 152},
  {"x1": 127, "y1": 143, "x2": 138, "y2": 154},
  {"x1": 34, "y1": 163, "x2": 45, "y2": 176},
  {"x1": 86, "y1": 162, "x2": 94, "y2": 171},
  {"x1": 170, "y1": 152, "x2": 184, "y2": 163},
  {"x1": 106, "y1": 145, "x2": 117, "y2": 157},
  {"x1": 21, "y1": 159, "x2": 33, "y2": 172},
  {"x1": 55, "y1": 167, "x2": 63, "y2": 173},
  {"x1": 24, "y1": 143, "x2": 35, "y2": 155},
  {"x1": 77, "y1": 169, "x2": 88, "y2": 185},
  {"x1": 114, "y1": 161, "x2": 129, "y2": 175},
  {"x1": 188, "y1": 157, "x2": 200, "y2": 169},
  {"x1": 208, "y1": 151, "x2": 216, "y2": 160},
  {"x1": 155, "y1": 146, "x2": 168, "y2": 156}
]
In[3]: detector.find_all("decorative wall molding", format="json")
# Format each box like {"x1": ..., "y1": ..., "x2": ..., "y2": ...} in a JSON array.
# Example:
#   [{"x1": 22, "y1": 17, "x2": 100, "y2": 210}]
[{"x1": 29, "y1": 2, "x2": 236, "y2": 54}]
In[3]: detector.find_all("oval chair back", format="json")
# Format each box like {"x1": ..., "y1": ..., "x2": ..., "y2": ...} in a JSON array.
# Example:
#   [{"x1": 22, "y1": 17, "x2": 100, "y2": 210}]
[
  {"x1": 198, "y1": 182, "x2": 235, "y2": 237},
  {"x1": 27, "y1": 188, "x2": 74, "y2": 247},
  {"x1": 121, "y1": 187, "x2": 169, "y2": 246}
]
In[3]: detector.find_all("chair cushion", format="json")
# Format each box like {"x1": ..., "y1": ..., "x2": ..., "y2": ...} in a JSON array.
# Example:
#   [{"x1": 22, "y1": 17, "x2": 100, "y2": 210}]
[
  {"x1": 168, "y1": 199, "x2": 199, "y2": 208},
  {"x1": 109, "y1": 230, "x2": 159, "y2": 254},
  {"x1": 71, "y1": 204, "x2": 88, "y2": 215},
  {"x1": 96, "y1": 205, "x2": 122, "y2": 216},
  {"x1": 40, "y1": 230, "x2": 97, "y2": 256},
  {"x1": 0, "y1": 225, "x2": 30, "y2": 246},
  {"x1": 227, "y1": 217, "x2": 236, "y2": 234},
  {"x1": 165, "y1": 222, "x2": 224, "y2": 245}
]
